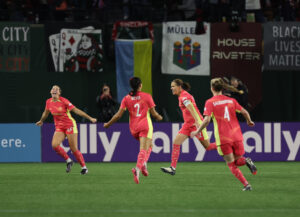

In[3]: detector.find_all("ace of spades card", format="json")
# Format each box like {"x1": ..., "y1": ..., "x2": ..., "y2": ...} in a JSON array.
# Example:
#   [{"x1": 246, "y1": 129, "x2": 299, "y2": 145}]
[{"x1": 59, "y1": 28, "x2": 102, "y2": 72}]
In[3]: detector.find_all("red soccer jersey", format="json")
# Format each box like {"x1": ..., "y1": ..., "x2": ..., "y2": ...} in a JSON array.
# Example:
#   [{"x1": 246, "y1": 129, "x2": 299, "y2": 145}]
[
  {"x1": 45, "y1": 96, "x2": 76, "y2": 129},
  {"x1": 178, "y1": 90, "x2": 204, "y2": 124},
  {"x1": 203, "y1": 95, "x2": 243, "y2": 145},
  {"x1": 120, "y1": 91, "x2": 155, "y2": 134}
]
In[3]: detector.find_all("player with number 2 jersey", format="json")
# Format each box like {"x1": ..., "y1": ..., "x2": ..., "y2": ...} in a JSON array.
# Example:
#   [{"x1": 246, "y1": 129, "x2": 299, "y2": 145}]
[
  {"x1": 104, "y1": 77, "x2": 162, "y2": 184},
  {"x1": 120, "y1": 92, "x2": 155, "y2": 140}
]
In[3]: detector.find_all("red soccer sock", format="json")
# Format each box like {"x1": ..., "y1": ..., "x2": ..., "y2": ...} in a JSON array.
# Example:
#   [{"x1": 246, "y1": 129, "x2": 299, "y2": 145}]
[
  {"x1": 145, "y1": 146, "x2": 152, "y2": 163},
  {"x1": 206, "y1": 142, "x2": 217, "y2": 151},
  {"x1": 171, "y1": 144, "x2": 181, "y2": 169},
  {"x1": 53, "y1": 146, "x2": 69, "y2": 161},
  {"x1": 235, "y1": 157, "x2": 246, "y2": 166},
  {"x1": 136, "y1": 149, "x2": 147, "y2": 170},
  {"x1": 73, "y1": 150, "x2": 86, "y2": 167},
  {"x1": 228, "y1": 162, "x2": 248, "y2": 186}
]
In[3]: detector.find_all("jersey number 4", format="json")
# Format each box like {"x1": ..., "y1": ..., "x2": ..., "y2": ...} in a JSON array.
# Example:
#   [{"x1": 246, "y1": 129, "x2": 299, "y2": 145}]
[
  {"x1": 134, "y1": 103, "x2": 141, "y2": 117},
  {"x1": 224, "y1": 106, "x2": 230, "y2": 121}
]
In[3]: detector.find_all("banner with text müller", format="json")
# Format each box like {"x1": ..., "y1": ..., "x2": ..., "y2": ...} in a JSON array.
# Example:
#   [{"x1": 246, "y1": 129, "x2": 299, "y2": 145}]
[
  {"x1": 41, "y1": 122, "x2": 300, "y2": 162},
  {"x1": 0, "y1": 23, "x2": 30, "y2": 72},
  {"x1": 264, "y1": 22, "x2": 300, "y2": 71},
  {"x1": 161, "y1": 21, "x2": 210, "y2": 75}
]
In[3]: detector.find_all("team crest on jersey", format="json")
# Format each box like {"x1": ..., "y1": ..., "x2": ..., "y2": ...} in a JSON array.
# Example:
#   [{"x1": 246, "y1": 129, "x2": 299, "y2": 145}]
[{"x1": 173, "y1": 37, "x2": 201, "y2": 70}]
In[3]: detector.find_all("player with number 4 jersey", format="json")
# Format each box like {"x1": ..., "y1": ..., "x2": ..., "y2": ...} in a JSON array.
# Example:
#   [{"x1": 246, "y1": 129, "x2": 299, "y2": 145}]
[
  {"x1": 104, "y1": 77, "x2": 162, "y2": 184},
  {"x1": 190, "y1": 78, "x2": 257, "y2": 191}
]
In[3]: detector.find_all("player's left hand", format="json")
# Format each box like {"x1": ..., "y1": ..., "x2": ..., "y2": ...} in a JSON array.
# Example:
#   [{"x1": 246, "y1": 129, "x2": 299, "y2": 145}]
[
  {"x1": 90, "y1": 118, "x2": 97, "y2": 123},
  {"x1": 190, "y1": 130, "x2": 199, "y2": 138},
  {"x1": 103, "y1": 123, "x2": 110, "y2": 128},
  {"x1": 156, "y1": 115, "x2": 163, "y2": 121},
  {"x1": 247, "y1": 121, "x2": 255, "y2": 127}
]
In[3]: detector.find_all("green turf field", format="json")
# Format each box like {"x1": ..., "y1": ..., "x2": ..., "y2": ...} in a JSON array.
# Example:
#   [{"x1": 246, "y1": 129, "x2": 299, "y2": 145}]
[{"x1": 0, "y1": 162, "x2": 299, "y2": 217}]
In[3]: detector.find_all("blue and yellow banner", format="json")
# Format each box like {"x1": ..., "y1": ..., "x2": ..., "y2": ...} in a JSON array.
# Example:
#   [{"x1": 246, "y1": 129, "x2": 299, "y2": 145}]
[{"x1": 115, "y1": 39, "x2": 152, "y2": 102}]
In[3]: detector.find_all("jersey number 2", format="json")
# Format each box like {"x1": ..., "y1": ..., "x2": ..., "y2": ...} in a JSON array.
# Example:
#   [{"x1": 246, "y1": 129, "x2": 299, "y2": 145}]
[
  {"x1": 134, "y1": 103, "x2": 141, "y2": 117},
  {"x1": 224, "y1": 106, "x2": 230, "y2": 121}
]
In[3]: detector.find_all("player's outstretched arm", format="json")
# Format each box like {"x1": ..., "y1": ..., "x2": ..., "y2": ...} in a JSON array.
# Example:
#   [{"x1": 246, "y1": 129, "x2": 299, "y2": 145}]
[
  {"x1": 36, "y1": 109, "x2": 50, "y2": 126},
  {"x1": 149, "y1": 107, "x2": 163, "y2": 121},
  {"x1": 103, "y1": 108, "x2": 126, "y2": 128},
  {"x1": 190, "y1": 115, "x2": 211, "y2": 138},
  {"x1": 71, "y1": 107, "x2": 97, "y2": 123},
  {"x1": 240, "y1": 108, "x2": 255, "y2": 127}
]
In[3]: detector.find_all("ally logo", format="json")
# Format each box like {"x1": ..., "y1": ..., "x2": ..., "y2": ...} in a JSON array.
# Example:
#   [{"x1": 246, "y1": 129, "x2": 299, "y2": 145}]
[{"x1": 173, "y1": 37, "x2": 201, "y2": 70}]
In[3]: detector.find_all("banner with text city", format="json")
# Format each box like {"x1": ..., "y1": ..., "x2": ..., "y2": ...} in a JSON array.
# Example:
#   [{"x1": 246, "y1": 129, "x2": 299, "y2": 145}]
[{"x1": 0, "y1": 23, "x2": 30, "y2": 72}]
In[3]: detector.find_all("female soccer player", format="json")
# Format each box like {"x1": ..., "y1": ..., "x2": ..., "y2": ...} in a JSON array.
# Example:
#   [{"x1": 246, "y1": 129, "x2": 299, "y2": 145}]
[
  {"x1": 190, "y1": 78, "x2": 257, "y2": 191},
  {"x1": 104, "y1": 77, "x2": 162, "y2": 184},
  {"x1": 161, "y1": 79, "x2": 217, "y2": 175},
  {"x1": 36, "y1": 85, "x2": 97, "y2": 175}
]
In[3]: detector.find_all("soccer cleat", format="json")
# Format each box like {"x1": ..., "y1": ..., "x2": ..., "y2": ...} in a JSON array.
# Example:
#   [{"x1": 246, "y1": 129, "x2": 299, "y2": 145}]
[
  {"x1": 80, "y1": 168, "x2": 88, "y2": 175},
  {"x1": 141, "y1": 164, "x2": 149, "y2": 177},
  {"x1": 66, "y1": 161, "x2": 73, "y2": 173},
  {"x1": 245, "y1": 157, "x2": 257, "y2": 175},
  {"x1": 242, "y1": 184, "x2": 252, "y2": 191},
  {"x1": 160, "y1": 167, "x2": 176, "y2": 175},
  {"x1": 131, "y1": 168, "x2": 139, "y2": 184}
]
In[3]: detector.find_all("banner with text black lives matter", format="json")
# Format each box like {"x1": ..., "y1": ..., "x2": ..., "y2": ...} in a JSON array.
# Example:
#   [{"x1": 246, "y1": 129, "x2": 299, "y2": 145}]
[
  {"x1": 264, "y1": 22, "x2": 300, "y2": 71},
  {"x1": 162, "y1": 22, "x2": 210, "y2": 75},
  {"x1": 0, "y1": 23, "x2": 30, "y2": 72},
  {"x1": 44, "y1": 22, "x2": 104, "y2": 72},
  {"x1": 211, "y1": 23, "x2": 262, "y2": 109}
]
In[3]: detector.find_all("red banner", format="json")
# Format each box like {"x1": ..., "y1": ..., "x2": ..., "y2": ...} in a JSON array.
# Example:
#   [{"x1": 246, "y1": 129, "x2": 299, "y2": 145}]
[
  {"x1": 112, "y1": 21, "x2": 154, "y2": 42},
  {"x1": 211, "y1": 23, "x2": 262, "y2": 109}
]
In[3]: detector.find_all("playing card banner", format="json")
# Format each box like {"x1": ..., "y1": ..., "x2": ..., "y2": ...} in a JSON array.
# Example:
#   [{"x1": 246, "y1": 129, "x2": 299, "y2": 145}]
[
  {"x1": 0, "y1": 23, "x2": 30, "y2": 72},
  {"x1": 45, "y1": 22, "x2": 104, "y2": 72},
  {"x1": 162, "y1": 21, "x2": 210, "y2": 75}
]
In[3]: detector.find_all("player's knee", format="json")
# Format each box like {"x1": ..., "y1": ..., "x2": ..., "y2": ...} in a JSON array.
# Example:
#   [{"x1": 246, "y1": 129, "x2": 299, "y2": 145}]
[
  {"x1": 51, "y1": 143, "x2": 60, "y2": 149},
  {"x1": 69, "y1": 145, "x2": 78, "y2": 153}
]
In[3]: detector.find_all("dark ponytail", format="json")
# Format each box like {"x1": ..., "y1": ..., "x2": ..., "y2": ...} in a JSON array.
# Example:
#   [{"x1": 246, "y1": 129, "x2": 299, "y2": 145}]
[
  {"x1": 172, "y1": 79, "x2": 191, "y2": 91},
  {"x1": 129, "y1": 77, "x2": 142, "y2": 96}
]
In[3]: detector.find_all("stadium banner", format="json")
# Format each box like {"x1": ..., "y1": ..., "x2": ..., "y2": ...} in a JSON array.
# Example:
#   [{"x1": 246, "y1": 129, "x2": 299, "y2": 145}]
[
  {"x1": 44, "y1": 22, "x2": 103, "y2": 72},
  {"x1": 41, "y1": 122, "x2": 300, "y2": 162},
  {"x1": 210, "y1": 23, "x2": 262, "y2": 109},
  {"x1": 0, "y1": 22, "x2": 30, "y2": 72},
  {"x1": 115, "y1": 39, "x2": 152, "y2": 103},
  {"x1": 161, "y1": 21, "x2": 210, "y2": 75},
  {"x1": 264, "y1": 22, "x2": 300, "y2": 71},
  {"x1": 0, "y1": 124, "x2": 41, "y2": 162}
]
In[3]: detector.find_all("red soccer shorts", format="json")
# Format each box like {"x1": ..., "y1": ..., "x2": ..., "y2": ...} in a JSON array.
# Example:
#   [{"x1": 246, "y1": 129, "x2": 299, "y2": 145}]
[
  {"x1": 178, "y1": 123, "x2": 208, "y2": 141},
  {"x1": 55, "y1": 125, "x2": 77, "y2": 135},
  {"x1": 218, "y1": 141, "x2": 245, "y2": 156},
  {"x1": 131, "y1": 129, "x2": 152, "y2": 141}
]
